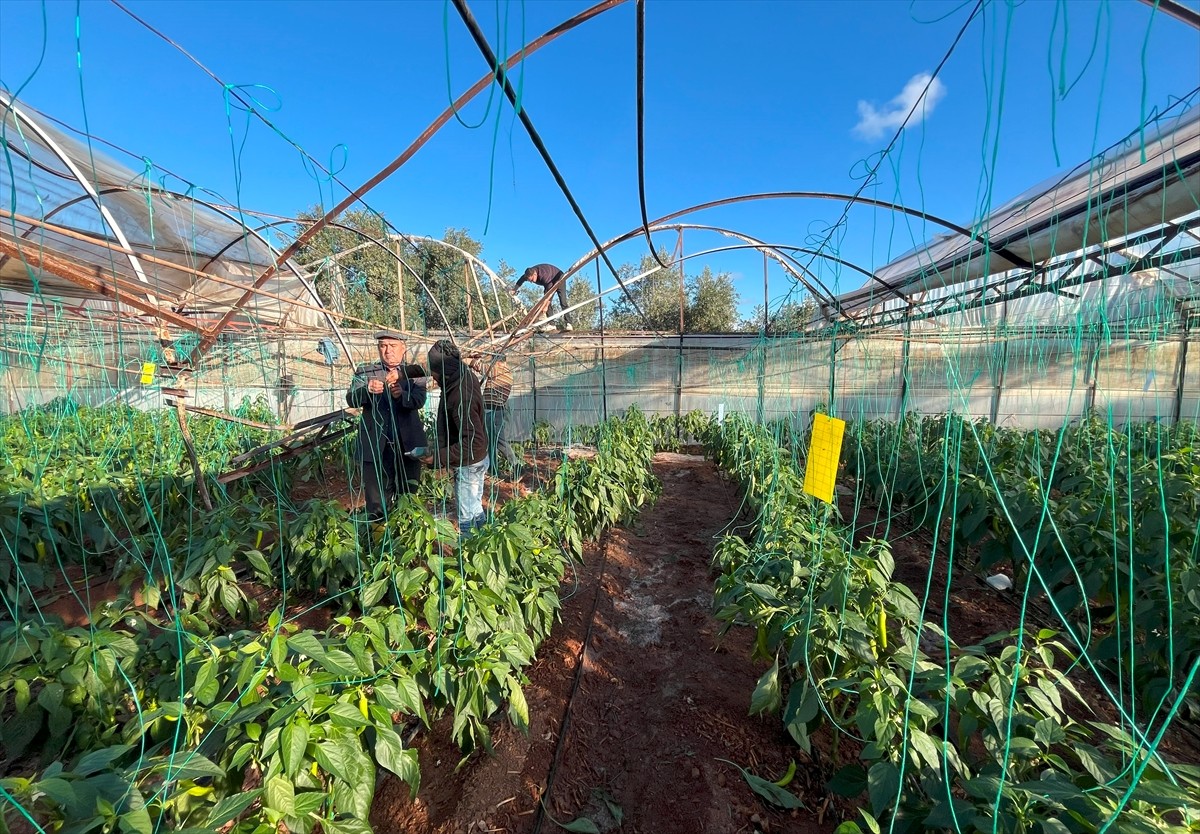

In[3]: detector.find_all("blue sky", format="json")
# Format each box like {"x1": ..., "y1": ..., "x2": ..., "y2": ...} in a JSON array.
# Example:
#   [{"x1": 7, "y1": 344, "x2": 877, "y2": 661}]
[{"x1": 2, "y1": 0, "x2": 1198, "y2": 319}]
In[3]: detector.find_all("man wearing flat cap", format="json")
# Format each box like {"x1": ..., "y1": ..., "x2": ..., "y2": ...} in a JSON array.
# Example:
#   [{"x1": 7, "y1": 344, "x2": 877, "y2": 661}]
[{"x1": 346, "y1": 331, "x2": 429, "y2": 522}]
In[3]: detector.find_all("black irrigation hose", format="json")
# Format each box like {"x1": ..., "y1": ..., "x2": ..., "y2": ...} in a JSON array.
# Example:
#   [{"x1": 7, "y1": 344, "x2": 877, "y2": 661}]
[
  {"x1": 531, "y1": 527, "x2": 612, "y2": 834},
  {"x1": 450, "y1": 0, "x2": 661, "y2": 337},
  {"x1": 635, "y1": 0, "x2": 670, "y2": 272}
]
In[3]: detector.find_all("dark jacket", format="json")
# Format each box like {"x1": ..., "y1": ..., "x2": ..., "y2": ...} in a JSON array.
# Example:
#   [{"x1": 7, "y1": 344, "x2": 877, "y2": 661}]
[
  {"x1": 515, "y1": 263, "x2": 564, "y2": 290},
  {"x1": 346, "y1": 362, "x2": 428, "y2": 462},
  {"x1": 431, "y1": 358, "x2": 488, "y2": 468}
]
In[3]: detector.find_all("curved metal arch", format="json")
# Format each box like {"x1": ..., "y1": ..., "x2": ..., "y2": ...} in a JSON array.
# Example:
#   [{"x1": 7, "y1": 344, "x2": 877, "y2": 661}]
[
  {"x1": 629, "y1": 223, "x2": 870, "y2": 306},
  {"x1": 641, "y1": 223, "x2": 880, "y2": 288},
  {"x1": 642, "y1": 191, "x2": 1035, "y2": 272},
  {"x1": 1, "y1": 92, "x2": 160, "y2": 304},
  {"x1": 493, "y1": 220, "x2": 866, "y2": 342},
  {"x1": 553, "y1": 191, "x2": 1032, "y2": 323},
  {"x1": 300, "y1": 231, "x2": 505, "y2": 291},
  {"x1": 296, "y1": 223, "x2": 457, "y2": 335},
  {"x1": 197, "y1": 0, "x2": 630, "y2": 358},
  {"x1": 162, "y1": 197, "x2": 352, "y2": 364},
  {"x1": 555, "y1": 221, "x2": 877, "y2": 325},
  {"x1": 484, "y1": 240, "x2": 827, "y2": 350},
  {"x1": 0, "y1": 186, "x2": 131, "y2": 273}
]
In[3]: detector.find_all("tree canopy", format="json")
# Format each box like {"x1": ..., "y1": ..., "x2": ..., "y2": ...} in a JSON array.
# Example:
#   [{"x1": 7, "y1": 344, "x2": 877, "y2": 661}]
[
  {"x1": 604, "y1": 254, "x2": 742, "y2": 332},
  {"x1": 294, "y1": 208, "x2": 516, "y2": 332}
]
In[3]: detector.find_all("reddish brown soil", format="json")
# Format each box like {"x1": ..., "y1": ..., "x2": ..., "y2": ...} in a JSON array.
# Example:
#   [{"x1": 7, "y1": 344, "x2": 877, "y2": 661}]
[{"x1": 371, "y1": 455, "x2": 840, "y2": 834}]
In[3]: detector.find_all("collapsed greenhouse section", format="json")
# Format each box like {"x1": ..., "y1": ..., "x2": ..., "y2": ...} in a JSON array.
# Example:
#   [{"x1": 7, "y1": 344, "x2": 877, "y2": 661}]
[{"x1": 2, "y1": 5, "x2": 1200, "y2": 834}]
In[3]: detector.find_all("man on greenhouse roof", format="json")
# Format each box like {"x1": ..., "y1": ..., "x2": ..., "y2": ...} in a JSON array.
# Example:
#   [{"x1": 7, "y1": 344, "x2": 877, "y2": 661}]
[
  {"x1": 346, "y1": 331, "x2": 429, "y2": 523},
  {"x1": 510, "y1": 263, "x2": 573, "y2": 331}
]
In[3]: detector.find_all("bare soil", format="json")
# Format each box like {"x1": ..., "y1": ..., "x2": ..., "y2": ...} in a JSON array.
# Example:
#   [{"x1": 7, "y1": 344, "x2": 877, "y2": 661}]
[{"x1": 370, "y1": 455, "x2": 840, "y2": 834}]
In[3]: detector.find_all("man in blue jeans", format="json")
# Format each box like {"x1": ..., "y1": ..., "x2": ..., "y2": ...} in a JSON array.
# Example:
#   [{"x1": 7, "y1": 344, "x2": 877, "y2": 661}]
[{"x1": 419, "y1": 340, "x2": 490, "y2": 534}]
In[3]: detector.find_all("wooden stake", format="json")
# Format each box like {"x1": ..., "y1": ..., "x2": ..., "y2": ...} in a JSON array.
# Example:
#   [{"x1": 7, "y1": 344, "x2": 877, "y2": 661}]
[{"x1": 169, "y1": 391, "x2": 214, "y2": 511}]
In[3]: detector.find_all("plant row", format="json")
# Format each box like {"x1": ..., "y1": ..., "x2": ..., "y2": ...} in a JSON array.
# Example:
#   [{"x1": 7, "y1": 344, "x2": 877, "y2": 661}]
[
  {"x1": 0, "y1": 406, "x2": 660, "y2": 834},
  {"x1": 850, "y1": 413, "x2": 1200, "y2": 721},
  {"x1": 699, "y1": 412, "x2": 1199, "y2": 834}
]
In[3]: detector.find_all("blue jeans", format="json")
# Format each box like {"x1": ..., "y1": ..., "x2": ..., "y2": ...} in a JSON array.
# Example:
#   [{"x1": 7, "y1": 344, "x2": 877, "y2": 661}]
[{"x1": 456, "y1": 456, "x2": 489, "y2": 532}]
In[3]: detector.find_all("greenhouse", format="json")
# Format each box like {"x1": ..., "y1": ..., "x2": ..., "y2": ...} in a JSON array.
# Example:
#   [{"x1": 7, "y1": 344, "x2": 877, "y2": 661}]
[{"x1": 1, "y1": 1, "x2": 1198, "y2": 833}]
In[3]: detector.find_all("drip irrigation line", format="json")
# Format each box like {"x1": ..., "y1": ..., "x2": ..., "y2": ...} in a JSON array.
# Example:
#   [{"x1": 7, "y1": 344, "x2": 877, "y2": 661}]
[
  {"x1": 635, "y1": 0, "x2": 670, "y2": 271},
  {"x1": 450, "y1": 0, "x2": 660, "y2": 337},
  {"x1": 531, "y1": 527, "x2": 611, "y2": 834}
]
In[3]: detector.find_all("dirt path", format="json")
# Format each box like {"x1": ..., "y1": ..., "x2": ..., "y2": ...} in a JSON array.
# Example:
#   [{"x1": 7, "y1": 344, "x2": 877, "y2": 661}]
[{"x1": 373, "y1": 455, "x2": 837, "y2": 834}]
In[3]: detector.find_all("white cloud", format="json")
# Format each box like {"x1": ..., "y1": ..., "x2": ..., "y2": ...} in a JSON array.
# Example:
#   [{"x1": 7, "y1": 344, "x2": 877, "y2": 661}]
[{"x1": 853, "y1": 72, "x2": 947, "y2": 140}]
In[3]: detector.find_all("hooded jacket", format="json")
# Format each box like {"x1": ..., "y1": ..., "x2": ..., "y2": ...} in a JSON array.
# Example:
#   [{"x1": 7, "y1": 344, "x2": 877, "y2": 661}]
[{"x1": 429, "y1": 350, "x2": 488, "y2": 468}]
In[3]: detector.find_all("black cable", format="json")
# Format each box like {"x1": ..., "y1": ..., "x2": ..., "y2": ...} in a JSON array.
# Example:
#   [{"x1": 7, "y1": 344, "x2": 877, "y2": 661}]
[
  {"x1": 531, "y1": 528, "x2": 611, "y2": 834},
  {"x1": 636, "y1": 0, "x2": 670, "y2": 271},
  {"x1": 450, "y1": 0, "x2": 661, "y2": 337}
]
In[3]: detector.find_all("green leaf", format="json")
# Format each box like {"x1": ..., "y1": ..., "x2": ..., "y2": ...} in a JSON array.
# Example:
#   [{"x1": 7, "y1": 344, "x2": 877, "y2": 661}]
[
  {"x1": 315, "y1": 741, "x2": 352, "y2": 783},
  {"x1": 327, "y1": 703, "x2": 370, "y2": 728},
  {"x1": 867, "y1": 761, "x2": 899, "y2": 815},
  {"x1": 394, "y1": 748, "x2": 420, "y2": 797},
  {"x1": 922, "y1": 795, "x2": 975, "y2": 829},
  {"x1": 749, "y1": 656, "x2": 781, "y2": 716},
  {"x1": 204, "y1": 787, "x2": 264, "y2": 828},
  {"x1": 827, "y1": 764, "x2": 868, "y2": 797},
  {"x1": 281, "y1": 720, "x2": 309, "y2": 779},
  {"x1": 292, "y1": 791, "x2": 325, "y2": 816},
  {"x1": 372, "y1": 725, "x2": 406, "y2": 779},
  {"x1": 745, "y1": 582, "x2": 780, "y2": 602},
  {"x1": 558, "y1": 819, "x2": 601, "y2": 833},
  {"x1": 36, "y1": 777, "x2": 77, "y2": 810},
  {"x1": 506, "y1": 675, "x2": 529, "y2": 734},
  {"x1": 908, "y1": 730, "x2": 942, "y2": 772},
  {"x1": 318, "y1": 650, "x2": 361, "y2": 677},
  {"x1": 833, "y1": 824, "x2": 864, "y2": 834},
  {"x1": 245, "y1": 548, "x2": 272, "y2": 580},
  {"x1": 265, "y1": 775, "x2": 296, "y2": 817},
  {"x1": 717, "y1": 759, "x2": 804, "y2": 809},
  {"x1": 322, "y1": 820, "x2": 374, "y2": 834},
  {"x1": 219, "y1": 583, "x2": 242, "y2": 619},
  {"x1": 193, "y1": 658, "x2": 219, "y2": 706},
  {"x1": 599, "y1": 792, "x2": 623, "y2": 825},
  {"x1": 394, "y1": 675, "x2": 428, "y2": 724},
  {"x1": 118, "y1": 806, "x2": 153, "y2": 834},
  {"x1": 361, "y1": 579, "x2": 389, "y2": 609},
  {"x1": 166, "y1": 753, "x2": 226, "y2": 781},
  {"x1": 1034, "y1": 718, "x2": 1065, "y2": 747},
  {"x1": 75, "y1": 744, "x2": 131, "y2": 776},
  {"x1": 287, "y1": 632, "x2": 327, "y2": 662}
]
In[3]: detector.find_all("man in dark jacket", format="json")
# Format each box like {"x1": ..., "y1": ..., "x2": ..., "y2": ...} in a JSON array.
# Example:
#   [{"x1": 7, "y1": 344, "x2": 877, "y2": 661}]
[
  {"x1": 346, "y1": 331, "x2": 428, "y2": 522},
  {"x1": 419, "y1": 339, "x2": 490, "y2": 533},
  {"x1": 510, "y1": 263, "x2": 573, "y2": 331}
]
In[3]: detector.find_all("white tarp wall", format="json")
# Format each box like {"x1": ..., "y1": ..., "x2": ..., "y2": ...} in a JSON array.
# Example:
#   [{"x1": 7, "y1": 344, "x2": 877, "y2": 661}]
[{"x1": 3, "y1": 329, "x2": 1194, "y2": 437}]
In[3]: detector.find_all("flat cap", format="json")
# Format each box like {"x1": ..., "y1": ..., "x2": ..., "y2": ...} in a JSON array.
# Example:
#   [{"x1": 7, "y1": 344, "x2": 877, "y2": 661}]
[{"x1": 374, "y1": 330, "x2": 406, "y2": 341}]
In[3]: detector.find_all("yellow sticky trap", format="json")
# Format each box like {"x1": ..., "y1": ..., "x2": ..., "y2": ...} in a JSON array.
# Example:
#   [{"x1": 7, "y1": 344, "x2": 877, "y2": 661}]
[
  {"x1": 803, "y1": 413, "x2": 846, "y2": 504},
  {"x1": 139, "y1": 362, "x2": 157, "y2": 385}
]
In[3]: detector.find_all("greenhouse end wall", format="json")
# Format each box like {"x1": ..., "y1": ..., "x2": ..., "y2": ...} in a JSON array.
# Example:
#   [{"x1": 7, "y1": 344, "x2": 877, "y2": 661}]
[{"x1": 1, "y1": 331, "x2": 1194, "y2": 437}]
